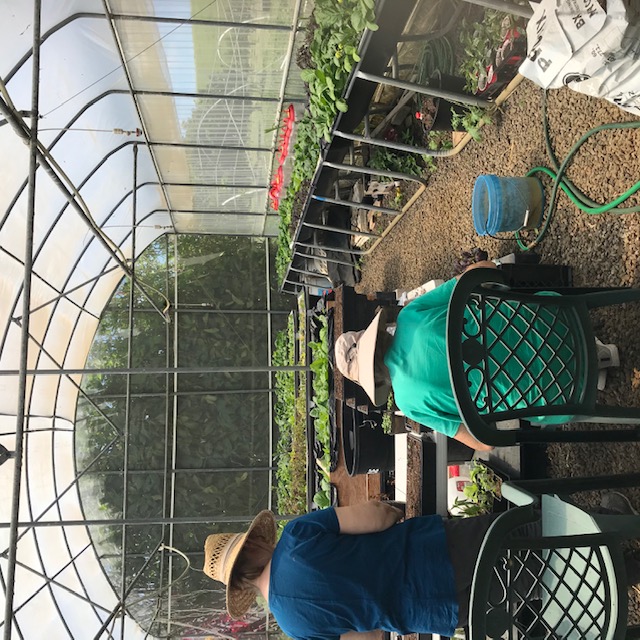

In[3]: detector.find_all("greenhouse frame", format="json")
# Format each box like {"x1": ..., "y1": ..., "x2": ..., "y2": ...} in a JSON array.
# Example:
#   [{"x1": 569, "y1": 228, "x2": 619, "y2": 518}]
[
  {"x1": 0, "y1": 0, "x2": 541, "y2": 637},
  {"x1": 0, "y1": 1, "x2": 310, "y2": 638}
]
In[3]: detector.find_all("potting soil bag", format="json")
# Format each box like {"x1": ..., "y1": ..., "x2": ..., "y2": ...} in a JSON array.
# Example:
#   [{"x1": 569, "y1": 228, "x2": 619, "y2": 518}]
[{"x1": 519, "y1": 0, "x2": 640, "y2": 116}]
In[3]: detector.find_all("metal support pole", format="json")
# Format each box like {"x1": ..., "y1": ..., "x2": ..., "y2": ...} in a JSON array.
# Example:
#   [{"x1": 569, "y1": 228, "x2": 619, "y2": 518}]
[
  {"x1": 287, "y1": 266, "x2": 333, "y2": 284},
  {"x1": 0, "y1": 365, "x2": 310, "y2": 376},
  {"x1": 356, "y1": 70, "x2": 491, "y2": 107},
  {"x1": 302, "y1": 220, "x2": 380, "y2": 239},
  {"x1": 85, "y1": 466, "x2": 276, "y2": 476},
  {"x1": 89, "y1": 388, "x2": 274, "y2": 400},
  {"x1": 0, "y1": 514, "x2": 291, "y2": 528},
  {"x1": 312, "y1": 194, "x2": 400, "y2": 215},
  {"x1": 4, "y1": 3, "x2": 41, "y2": 637},
  {"x1": 118, "y1": 143, "x2": 137, "y2": 640},
  {"x1": 296, "y1": 241, "x2": 368, "y2": 256},
  {"x1": 294, "y1": 250, "x2": 356, "y2": 268},
  {"x1": 323, "y1": 161, "x2": 427, "y2": 185},
  {"x1": 111, "y1": 12, "x2": 294, "y2": 31},
  {"x1": 460, "y1": 0, "x2": 533, "y2": 18},
  {"x1": 333, "y1": 129, "x2": 461, "y2": 158}
]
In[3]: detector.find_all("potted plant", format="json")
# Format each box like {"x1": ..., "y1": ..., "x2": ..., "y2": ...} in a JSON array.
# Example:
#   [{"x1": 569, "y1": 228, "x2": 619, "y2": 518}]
[
  {"x1": 414, "y1": 72, "x2": 469, "y2": 132},
  {"x1": 450, "y1": 460, "x2": 504, "y2": 517},
  {"x1": 341, "y1": 402, "x2": 394, "y2": 476}
]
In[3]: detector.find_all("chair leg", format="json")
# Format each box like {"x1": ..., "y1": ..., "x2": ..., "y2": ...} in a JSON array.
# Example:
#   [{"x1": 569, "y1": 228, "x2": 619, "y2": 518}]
[
  {"x1": 584, "y1": 288, "x2": 640, "y2": 309},
  {"x1": 584, "y1": 406, "x2": 640, "y2": 425}
]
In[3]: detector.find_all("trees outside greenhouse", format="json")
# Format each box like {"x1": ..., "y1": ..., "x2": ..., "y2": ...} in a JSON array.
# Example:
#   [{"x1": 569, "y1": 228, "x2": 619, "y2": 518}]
[{"x1": 75, "y1": 235, "x2": 290, "y2": 637}]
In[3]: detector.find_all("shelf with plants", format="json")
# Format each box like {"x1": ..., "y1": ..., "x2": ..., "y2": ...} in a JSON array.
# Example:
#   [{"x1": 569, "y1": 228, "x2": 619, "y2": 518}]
[
  {"x1": 273, "y1": 292, "x2": 335, "y2": 513},
  {"x1": 276, "y1": 0, "x2": 525, "y2": 293},
  {"x1": 273, "y1": 296, "x2": 308, "y2": 516},
  {"x1": 277, "y1": 0, "x2": 500, "y2": 292},
  {"x1": 308, "y1": 312, "x2": 333, "y2": 509},
  {"x1": 275, "y1": 0, "x2": 378, "y2": 283},
  {"x1": 411, "y1": 5, "x2": 526, "y2": 144}
]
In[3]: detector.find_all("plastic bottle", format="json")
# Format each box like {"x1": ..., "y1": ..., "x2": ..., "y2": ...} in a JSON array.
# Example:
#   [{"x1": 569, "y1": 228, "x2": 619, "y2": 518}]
[{"x1": 447, "y1": 462, "x2": 473, "y2": 515}]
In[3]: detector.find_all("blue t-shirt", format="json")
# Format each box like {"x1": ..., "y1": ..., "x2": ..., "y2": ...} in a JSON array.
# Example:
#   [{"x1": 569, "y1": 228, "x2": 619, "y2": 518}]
[{"x1": 268, "y1": 508, "x2": 457, "y2": 640}]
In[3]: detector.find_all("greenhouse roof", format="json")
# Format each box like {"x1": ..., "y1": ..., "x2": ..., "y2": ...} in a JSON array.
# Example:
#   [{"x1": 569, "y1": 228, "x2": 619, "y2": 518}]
[{"x1": 0, "y1": 0, "x2": 306, "y2": 637}]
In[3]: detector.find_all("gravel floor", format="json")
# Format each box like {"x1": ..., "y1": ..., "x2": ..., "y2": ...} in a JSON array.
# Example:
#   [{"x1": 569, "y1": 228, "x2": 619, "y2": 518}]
[{"x1": 355, "y1": 77, "x2": 640, "y2": 618}]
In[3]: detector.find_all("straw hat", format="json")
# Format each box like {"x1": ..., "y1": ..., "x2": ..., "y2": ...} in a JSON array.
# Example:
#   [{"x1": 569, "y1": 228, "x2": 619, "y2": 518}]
[
  {"x1": 203, "y1": 510, "x2": 276, "y2": 618},
  {"x1": 334, "y1": 309, "x2": 391, "y2": 407}
]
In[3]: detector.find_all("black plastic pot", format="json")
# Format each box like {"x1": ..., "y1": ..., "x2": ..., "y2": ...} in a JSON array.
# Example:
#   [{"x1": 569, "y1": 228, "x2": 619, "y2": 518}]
[
  {"x1": 447, "y1": 438, "x2": 475, "y2": 465},
  {"x1": 418, "y1": 72, "x2": 471, "y2": 132},
  {"x1": 341, "y1": 405, "x2": 394, "y2": 477}
]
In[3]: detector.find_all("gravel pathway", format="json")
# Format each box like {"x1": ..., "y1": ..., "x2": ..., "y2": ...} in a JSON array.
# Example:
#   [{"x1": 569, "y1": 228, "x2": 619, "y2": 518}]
[{"x1": 356, "y1": 77, "x2": 640, "y2": 618}]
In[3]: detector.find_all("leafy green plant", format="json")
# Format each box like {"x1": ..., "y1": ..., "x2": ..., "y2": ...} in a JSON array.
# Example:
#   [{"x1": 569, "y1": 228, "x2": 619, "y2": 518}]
[
  {"x1": 309, "y1": 313, "x2": 333, "y2": 508},
  {"x1": 369, "y1": 146, "x2": 422, "y2": 179},
  {"x1": 450, "y1": 105, "x2": 494, "y2": 142},
  {"x1": 309, "y1": 314, "x2": 330, "y2": 455},
  {"x1": 452, "y1": 461, "x2": 503, "y2": 517},
  {"x1": 273, "y1": 313, "x2": 308, "y2": 515},
  {"x1": 381, "y1": 390, "x2": 395, "y2": 435},
  {"x1": 456, "y1": 10, "x2": 514, "y2": 93},
  {"x1": 275, "y1": 0, "x2": 379, "y2": 281},
  {"x1": 369, "y1": 129, "x2": 424, "y2": 180},
  {"x1": 427, "y1": 130, "x2": 453, "y2": 151},
  {"x1": 313, "y1": 456, "x2": 333, "y2": 509}
]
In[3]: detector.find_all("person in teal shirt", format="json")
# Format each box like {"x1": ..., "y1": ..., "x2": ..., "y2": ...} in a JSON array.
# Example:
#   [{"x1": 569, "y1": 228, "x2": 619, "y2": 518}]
[
  {"x1": 335, "y1": 261, "x2": 619, "y2": 451},
  {"x1": 335, "y1": 261, "x2": 500, "y2": 450}
]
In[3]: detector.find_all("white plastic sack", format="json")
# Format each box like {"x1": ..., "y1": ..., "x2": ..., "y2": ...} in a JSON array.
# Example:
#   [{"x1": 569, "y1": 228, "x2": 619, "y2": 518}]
[{"x1": 519, "y1": 0, "x2": 640, "y2": 115}]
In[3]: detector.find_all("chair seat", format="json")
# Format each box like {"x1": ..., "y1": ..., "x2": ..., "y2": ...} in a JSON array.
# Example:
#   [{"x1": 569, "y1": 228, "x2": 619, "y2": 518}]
[
  {"x1": 469, "y1": 481, "x2": 634, "y2": 640},
  {"x1": 447, "y1": 268, "x2": 640, "y2": 446}
]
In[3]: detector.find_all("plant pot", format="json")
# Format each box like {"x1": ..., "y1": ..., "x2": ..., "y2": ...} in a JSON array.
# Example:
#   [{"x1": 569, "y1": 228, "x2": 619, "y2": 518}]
[
  {"x1": 447, "y1": 438, "x2": 475, "y2": 465},
  {"x1": 341, "y1": 405, "x2": 395, "y2": 476},
  {"x1": 417, "y1": 96, "x2": 466, "y2": 132},
  {"x1": 416, "y1": 73, "x2": 470, "y2": 132}
]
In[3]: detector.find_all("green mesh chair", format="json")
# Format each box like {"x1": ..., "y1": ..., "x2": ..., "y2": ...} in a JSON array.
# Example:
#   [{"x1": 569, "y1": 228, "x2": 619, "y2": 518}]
[
  {"x1": 446, "y1": 268, "x2": 640, "y2": 447},
  {"x1": 469, "y1": 475, "x2": 640, "y2": 639}
]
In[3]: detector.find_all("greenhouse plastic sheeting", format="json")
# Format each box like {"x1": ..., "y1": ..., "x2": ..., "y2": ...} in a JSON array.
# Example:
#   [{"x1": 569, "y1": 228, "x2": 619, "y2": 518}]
[{"x1": 0, "y1": 0, "x2": 307, "y2": 637}]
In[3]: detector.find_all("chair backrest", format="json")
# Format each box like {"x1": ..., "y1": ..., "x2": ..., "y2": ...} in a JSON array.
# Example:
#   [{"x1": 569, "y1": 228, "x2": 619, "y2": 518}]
[
  {"x1": 469, "y1": 503, "x2": 628, "y2": 639},
  {"x1": 446, "y1": 268, "x2": 598, "y2": 446}
]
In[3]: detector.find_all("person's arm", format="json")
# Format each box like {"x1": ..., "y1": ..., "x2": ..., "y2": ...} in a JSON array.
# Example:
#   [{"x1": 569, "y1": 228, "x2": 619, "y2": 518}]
[
  {"x1": 334, "y1": 500, "x2": 403, "y2": 535},
  {"x1": 453, "y1": 421, "x2": 494, "y2": 451},
  {"x1": 455, "y1": 260, "x2": 497, "y2": 279},
  {"x1": 340, "y1": 631, "x2": 382, "y2": 640}
]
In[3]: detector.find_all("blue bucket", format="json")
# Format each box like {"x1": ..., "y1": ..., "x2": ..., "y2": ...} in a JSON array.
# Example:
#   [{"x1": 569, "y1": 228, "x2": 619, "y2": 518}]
[{"x1": 472, "y1": 175, "x2": 544, "y2": 236}]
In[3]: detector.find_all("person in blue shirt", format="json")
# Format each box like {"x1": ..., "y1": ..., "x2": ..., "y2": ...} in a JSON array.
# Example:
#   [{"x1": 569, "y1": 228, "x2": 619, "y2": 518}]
[
  {"x1": 203, "y1": 500, "x2": 497, "y2": 639},
  {"x1": 203, "y1": 495, "x2": 640, "y2": 639}
]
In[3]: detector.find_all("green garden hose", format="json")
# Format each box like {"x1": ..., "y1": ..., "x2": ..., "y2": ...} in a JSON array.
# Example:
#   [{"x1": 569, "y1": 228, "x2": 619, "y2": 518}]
[{"x1": 515, "y1": 92, "x2": 640, "y2": 251}]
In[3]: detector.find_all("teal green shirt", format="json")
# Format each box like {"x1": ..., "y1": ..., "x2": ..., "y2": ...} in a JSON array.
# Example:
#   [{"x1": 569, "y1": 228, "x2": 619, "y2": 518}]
[
  {"x1": 384, "y1": 278, "x2": 572, "y2": 435},
  {"x1": 384, "y1": 278, "x2": 462, "y2": 436}
]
